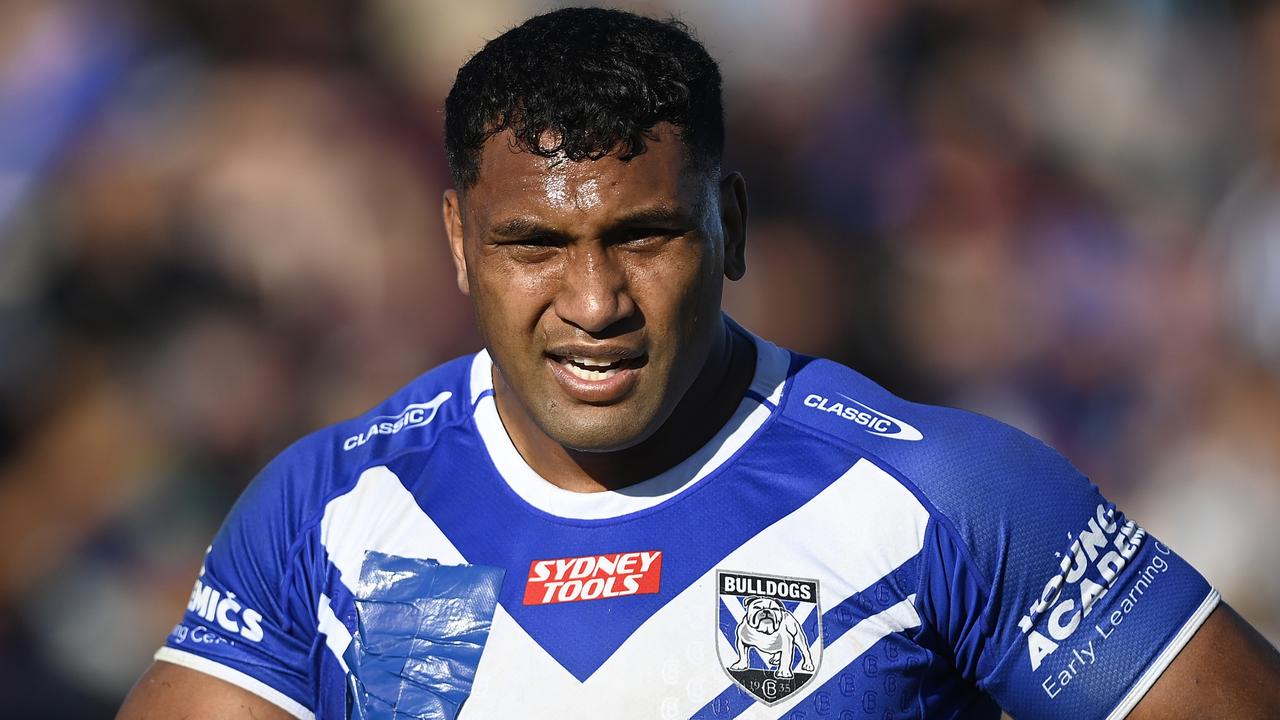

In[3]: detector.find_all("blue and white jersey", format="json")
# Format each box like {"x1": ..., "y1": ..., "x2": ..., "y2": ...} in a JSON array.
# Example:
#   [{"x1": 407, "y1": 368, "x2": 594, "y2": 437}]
[{"x1": 157, "y1": 327, "x2": 1218, "y2": 719}]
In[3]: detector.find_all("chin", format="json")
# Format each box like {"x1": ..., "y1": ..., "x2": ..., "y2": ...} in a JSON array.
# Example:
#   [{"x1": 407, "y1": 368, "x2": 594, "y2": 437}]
[{"x1": 543, "y1": 414, "x2": 658, "y2": 454}]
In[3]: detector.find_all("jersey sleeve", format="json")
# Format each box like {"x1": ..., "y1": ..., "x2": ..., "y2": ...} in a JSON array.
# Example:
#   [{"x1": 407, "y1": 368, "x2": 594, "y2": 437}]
[
  {"x1": 911, "y1": 420, "x2": 1219, "y2": 720},
  {"x1": 155, "y1": 442, "x2": 321, "y2": 720}
]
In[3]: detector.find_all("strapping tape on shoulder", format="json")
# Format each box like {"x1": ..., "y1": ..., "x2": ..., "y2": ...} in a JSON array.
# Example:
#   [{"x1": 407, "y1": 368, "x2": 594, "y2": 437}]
[{"x1": 348, "y1": 551, "x2": 504, "y2": 719}]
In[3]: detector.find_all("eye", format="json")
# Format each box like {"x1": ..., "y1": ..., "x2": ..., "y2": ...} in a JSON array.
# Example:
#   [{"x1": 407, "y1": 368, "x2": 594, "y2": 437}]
[
  {"x1": 495, "y1": 236, "x2": 563, "y2": 263},
  {"x1": 504, "y1": 234, "x2": 561, "y2": 249},
  {"x1": 617, "y1": 227, "x2": 680, "y2": 248}
]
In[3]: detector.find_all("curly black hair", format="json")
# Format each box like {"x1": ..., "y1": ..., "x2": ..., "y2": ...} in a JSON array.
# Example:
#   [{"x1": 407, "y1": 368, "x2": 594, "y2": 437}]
[{"x1": 444, "y1": 7, "x2": 723, "y2": 190}]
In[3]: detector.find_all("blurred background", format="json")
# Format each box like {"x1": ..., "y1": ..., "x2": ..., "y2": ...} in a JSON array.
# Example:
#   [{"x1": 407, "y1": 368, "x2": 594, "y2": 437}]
[{"x1": 2, "y1": 0, "x2": 1279, "y2": 715}]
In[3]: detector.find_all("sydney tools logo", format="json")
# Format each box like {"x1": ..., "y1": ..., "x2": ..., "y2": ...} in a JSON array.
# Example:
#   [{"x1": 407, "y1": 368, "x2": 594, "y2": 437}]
[{"x1": 524, "y1": 551, "x2": 663, "y2": 605}]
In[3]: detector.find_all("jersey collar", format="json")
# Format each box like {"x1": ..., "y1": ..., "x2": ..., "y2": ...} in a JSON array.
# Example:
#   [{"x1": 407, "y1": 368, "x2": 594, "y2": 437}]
[{"x1": 468, "y1": 322, "x2": 789, "y2": 520}]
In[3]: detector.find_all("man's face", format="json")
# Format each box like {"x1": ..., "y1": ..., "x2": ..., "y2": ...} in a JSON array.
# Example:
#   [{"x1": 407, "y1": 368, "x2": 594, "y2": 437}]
[{"x1": 444, "y1": 124, "x2": 745, "y2": 452}]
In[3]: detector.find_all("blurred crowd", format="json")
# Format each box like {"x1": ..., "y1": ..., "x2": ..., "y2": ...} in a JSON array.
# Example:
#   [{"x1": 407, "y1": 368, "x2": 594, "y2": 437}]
[{"x1": 2, "y1": 0, "x2": 1278, "y2": 716}]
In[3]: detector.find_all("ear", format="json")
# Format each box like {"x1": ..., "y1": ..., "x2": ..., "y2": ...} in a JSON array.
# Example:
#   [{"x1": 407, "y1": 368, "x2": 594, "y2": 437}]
[
  {"x1": 442, "y1": 189, "x2": 470, "y2": 295},
  {"x1": 719, "y1": 172, "x2": 748, "y2": 281}
]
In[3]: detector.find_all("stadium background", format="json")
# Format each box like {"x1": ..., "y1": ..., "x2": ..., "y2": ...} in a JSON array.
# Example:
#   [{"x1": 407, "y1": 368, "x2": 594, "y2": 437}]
[{"x1": 2, "y1": 0, "x2": 1279, "y2": 716}]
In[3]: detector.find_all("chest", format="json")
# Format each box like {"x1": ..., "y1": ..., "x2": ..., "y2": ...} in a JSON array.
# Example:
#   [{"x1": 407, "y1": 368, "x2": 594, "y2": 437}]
[{"x1": 312, "y1": 454, "x2": 947, "y2": 718}]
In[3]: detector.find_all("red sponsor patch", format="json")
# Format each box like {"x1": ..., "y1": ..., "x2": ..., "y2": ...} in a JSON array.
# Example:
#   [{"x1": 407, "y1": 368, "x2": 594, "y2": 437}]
[{"x1": 524, "y1": 550, "x2": 663, "y2": 605}]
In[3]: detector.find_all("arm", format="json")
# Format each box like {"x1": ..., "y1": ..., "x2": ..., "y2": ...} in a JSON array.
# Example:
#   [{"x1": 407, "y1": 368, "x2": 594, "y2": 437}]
[
  {"x1": 1129, "y1": 603, "x2": 1280, "y2": 719},
  {"x1": 887, "y1": 409, "x2": 1273, "y2": 719},
  {"x1": 118, "y1": 442, "x2": 324, "y2": 720},
  {"x1": 117, "y1": 661, "x2": 295, "y2": 720}
]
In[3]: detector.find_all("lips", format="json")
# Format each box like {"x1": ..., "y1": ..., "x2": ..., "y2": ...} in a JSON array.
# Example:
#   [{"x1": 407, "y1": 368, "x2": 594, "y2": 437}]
[{"x1": 545, "y1": 348, "x2": 646, "y2": 404}]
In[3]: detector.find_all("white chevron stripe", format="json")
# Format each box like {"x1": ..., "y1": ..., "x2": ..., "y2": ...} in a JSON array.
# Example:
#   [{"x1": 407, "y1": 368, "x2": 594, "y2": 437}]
[
  {"x1": 316, "y1": 593, "x2": 352, "y2": 673},
  {"x1": 313, "y1": 460, "x2": 927, "y2": 717},
  {"x1": 319, "y1": 465, "x2": 465, "y2": 592},
  {"x1": 315, "y1": 467, "x2": 469, "y2": 674},
  {"x1": 460, "y1": 458, "x2": 929, "y2": 718}
]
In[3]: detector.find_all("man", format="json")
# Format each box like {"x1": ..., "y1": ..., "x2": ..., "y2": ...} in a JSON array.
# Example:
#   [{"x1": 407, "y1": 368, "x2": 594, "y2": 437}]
[{"x1": 120, "y1": 8, "x2": 1280, "y2": 719}]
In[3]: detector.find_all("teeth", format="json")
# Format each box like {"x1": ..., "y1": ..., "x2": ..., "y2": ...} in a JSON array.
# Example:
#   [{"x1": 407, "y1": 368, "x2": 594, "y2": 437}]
[
  {"x1": 553, "y1": 353, "x2": 635, "y2": 382},
  {"x1": 564, "y1": 363, "x2": 619, "y2": 381},
  {"x1": 569, "y1": 356, "x2": 616, "y2": 368}
]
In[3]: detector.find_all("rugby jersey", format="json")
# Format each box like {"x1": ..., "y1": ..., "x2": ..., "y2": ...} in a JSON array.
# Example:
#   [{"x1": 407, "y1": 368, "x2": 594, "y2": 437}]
[{"x1": 157, "y1": 326, "x2": 1217, "y2": 719}]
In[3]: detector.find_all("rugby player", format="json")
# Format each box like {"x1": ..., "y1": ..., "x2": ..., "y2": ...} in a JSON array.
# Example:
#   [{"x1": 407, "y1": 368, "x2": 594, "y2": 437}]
[{"x1": 119, "y1": 7, "x2": 1280, "y2": 719}]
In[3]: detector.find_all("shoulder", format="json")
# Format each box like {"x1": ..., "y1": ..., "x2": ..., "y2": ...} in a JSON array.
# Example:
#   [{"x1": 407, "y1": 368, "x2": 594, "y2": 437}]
[
  {"x1": 323, "y1": 352, "x2": 476, "y2": 462},
  {"x1": 777, "y1": 354, "x2": 1099, "y2": 578},
  {"x1": 233, "y1": 352, "x2": 478, "y2": 523},
  {"x1": 778, "y1": 354, "x2": 1070, "y2": 482}
]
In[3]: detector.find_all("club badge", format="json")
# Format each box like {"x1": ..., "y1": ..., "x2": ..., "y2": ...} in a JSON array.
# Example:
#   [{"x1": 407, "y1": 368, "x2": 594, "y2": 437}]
[{"x1": 716, "y1": 570, "x2": 822, "y2": 705}]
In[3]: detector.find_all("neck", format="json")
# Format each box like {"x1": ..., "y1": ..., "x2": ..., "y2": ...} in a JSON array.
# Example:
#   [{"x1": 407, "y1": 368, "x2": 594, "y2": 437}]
[{"x1": 498, "y1": 323, "x2": 757, "y2": 493}]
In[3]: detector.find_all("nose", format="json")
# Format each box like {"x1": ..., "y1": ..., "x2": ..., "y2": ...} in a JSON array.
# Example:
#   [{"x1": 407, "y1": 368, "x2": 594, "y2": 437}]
[{"x1": 553, "y1": 245, "x2": 635, "y2": 334}]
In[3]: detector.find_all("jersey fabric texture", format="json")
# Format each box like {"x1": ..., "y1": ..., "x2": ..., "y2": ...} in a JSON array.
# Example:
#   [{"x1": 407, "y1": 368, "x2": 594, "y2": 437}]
[{"x1": 156, "y1": 325, "x2": 1218, "y2": 719}]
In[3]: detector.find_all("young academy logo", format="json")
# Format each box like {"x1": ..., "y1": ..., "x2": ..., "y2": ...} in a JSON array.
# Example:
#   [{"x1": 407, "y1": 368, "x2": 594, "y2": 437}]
[{"x1": 716, "y1": 570, "x2": 822, "y2": 705}]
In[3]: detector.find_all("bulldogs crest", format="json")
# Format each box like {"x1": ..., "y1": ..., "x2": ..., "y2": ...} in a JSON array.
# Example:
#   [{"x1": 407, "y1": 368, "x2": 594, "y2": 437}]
[{"x1": 716, "y1": 570, "x2": 822, "y2": 705}]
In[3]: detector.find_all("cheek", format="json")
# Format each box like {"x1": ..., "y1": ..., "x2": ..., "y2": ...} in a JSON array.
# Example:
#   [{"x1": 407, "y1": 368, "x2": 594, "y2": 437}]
[
  {"x1": 474, "y1": 262, "x2": 559, "y2": 328},
  {"x1": 630, "y1": 247, "x2": 716, "y2": 318}
]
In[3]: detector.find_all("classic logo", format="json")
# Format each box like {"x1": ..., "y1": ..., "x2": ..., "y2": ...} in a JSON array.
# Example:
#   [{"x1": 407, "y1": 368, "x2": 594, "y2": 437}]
[
  {"x1": 342, "y1": 391, "x2": 452, "y2": 451},
  {"x1": 716, "y1": 570, "x2": 822, "y2": 705},
  {"x1": 802, "y1": 392, "x2": 923, "y2": 441},
  {"x1": 524, "y1": 550, "x2": 662, "y2": 605}
]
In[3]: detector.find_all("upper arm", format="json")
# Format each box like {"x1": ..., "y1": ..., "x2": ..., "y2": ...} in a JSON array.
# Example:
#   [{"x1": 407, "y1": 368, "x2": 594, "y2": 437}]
[
  {"x1": 126, "y1": 446, "x2": 323, "y2": 718},
  {"x1": 900, "y1": 417, "x2": 1223, "y2": 718},
  {"x1": 1128, "y1": 603, "x2": 1280, "y2": 719},
  {"x1": 118, "y1": 661, "x2": 296, "y2": 720}
]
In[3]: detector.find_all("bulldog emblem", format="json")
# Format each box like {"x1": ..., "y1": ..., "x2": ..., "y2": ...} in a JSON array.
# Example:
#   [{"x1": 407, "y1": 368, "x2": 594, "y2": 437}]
[{"x1": 716, "y1": 570, "x2": 822, "y2": 705}]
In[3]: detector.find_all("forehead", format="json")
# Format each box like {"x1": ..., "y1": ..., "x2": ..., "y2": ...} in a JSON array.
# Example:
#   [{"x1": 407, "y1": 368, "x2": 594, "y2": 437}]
[{"x1": 465, "y1": 124, "x2": 706, "y2": 225}]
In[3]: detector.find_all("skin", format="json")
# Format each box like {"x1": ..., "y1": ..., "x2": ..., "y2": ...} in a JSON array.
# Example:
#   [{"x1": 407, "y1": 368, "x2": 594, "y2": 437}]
[
  {"x1": 1128, "y1": 604, "x2": 1280, "y2": 719},
  {"x1": 117, "y1": 125, "x2": 1280, "y2": 718},
  {"x1": 442, "y1": 123, "x2": 752, "y2": 491}
]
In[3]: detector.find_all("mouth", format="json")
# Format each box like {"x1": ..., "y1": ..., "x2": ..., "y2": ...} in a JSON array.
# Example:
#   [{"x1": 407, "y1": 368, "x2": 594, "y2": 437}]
[
  {"x1": 544, "y1": 349, "x2": 647, "y2": 403},
  {"x1": 550, "y1": 353, "x2": 645, "y2": 381}
]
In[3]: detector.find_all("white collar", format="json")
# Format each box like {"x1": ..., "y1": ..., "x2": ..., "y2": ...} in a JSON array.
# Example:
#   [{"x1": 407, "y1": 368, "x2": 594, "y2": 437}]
[{"x1": 468, "y1": 326, "x2": 789, "y2": 520}]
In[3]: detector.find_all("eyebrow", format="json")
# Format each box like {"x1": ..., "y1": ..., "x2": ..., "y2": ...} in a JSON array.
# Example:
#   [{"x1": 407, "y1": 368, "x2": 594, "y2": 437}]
[
  {"x1": 488, "y1": 216, "x2": 555, "y2": 239},
  {"x1": 612, "y1": 205, "x2": 697, "y2": 228},
  {"x1": 487, "y1": 204, "x2": 699, "y2": 239}
]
